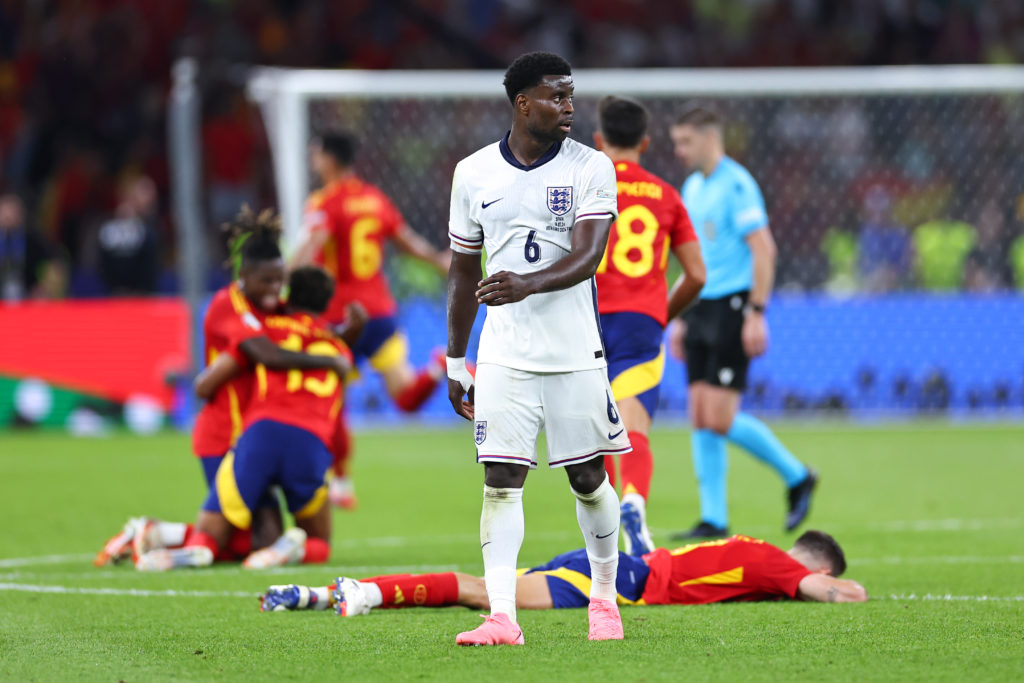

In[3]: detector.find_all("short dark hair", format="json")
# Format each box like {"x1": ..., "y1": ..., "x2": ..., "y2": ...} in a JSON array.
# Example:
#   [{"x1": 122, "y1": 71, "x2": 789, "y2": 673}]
[
  {"x1": 222, "y1": 206, "x2": 283, "y2": 276},
  {"x1": 675, "y1": 105, "x2": 723, "y2": 129},
  {"x1": 287, "y1": 265, "x2": 335, "y2": 314},
  {"x1": 598, "y1": 95, "x2": 649, "y2": 148},
  {"x1": 503, "y1": 51, "x2": 572, "y2": 104},
  {"x1": 794, "y1": 530, "x2": 848, "y2": 577},
  {"x1": 318, "y1": 131, "x2": 358, "y2": 167}
]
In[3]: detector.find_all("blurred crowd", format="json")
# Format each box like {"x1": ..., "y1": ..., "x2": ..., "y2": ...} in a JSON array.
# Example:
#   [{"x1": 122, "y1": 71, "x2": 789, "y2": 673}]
[{"x1": 1, "y1": 0, "x2": 1023, "y2": 301}]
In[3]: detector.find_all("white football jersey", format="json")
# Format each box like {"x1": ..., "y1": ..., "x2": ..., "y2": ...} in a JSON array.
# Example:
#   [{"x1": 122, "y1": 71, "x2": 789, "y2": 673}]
[{"x1": 449, "y1": 133, "x2": 618, "y2": 372}]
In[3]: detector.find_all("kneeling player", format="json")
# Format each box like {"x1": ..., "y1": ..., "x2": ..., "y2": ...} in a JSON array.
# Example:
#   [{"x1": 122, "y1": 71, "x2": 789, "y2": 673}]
[
  {"x1": 261, "y1": 530, "x2": 866, "y2": 614},
  {"x1": 137, "y1": 266, "x2": 352, "y2": 570},
  {"x1": 96, "y1": 209, "x2": 360, "y2": 567}
]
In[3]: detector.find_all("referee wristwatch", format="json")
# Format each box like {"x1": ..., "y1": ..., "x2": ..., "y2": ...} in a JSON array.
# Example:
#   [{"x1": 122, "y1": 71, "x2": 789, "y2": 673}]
[{"x1": 744, "y1": 302, "x2": 766, "y2": 315}]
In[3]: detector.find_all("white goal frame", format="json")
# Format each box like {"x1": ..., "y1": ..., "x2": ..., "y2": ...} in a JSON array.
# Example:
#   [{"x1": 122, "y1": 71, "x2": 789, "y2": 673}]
[{"x1": 246, "y1": 65, "x2": 1024, "y2": 248}]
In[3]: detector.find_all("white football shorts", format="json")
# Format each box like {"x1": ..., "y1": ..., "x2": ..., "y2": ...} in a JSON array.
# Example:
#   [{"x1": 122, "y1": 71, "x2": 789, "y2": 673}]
[{"x1": 472, "y1": 364, "x2": 633, "y2": 469}]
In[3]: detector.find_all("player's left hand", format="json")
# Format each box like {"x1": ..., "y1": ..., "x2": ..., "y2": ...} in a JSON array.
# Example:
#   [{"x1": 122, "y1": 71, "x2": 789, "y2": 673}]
[
  {"x1": 742, "y1": 312, "x2": 769, "y2": 358},
  {"x1": 476, "y1": 271, "x2": 532, "y2": 306}
]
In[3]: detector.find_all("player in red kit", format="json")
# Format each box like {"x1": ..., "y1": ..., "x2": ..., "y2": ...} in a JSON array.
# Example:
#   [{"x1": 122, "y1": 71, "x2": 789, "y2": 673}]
[
  {"x1": 95, "y1": 209, "x2": 359, "y2": 567},
  {"x1": 138, "y1": 266, "x2": 352, "y2": 571},
  {"x1": 290, "y1": 132, "x2": 452, "y2": 510},
  {"x1": 260, "y1": 530, "x2": 865, "y2": 613},
  {"x1": 592, "y1": 97, "x2": 706, "y2": 556}
]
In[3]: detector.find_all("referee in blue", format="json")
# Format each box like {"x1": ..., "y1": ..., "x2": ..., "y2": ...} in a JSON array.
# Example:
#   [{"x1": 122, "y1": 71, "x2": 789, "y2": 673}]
[{"x1": 667, "y1": 106, "x2": 817, "y2": 539}]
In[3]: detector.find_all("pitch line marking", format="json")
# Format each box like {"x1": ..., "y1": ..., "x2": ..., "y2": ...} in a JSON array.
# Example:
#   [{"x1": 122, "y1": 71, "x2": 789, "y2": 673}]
[
  {"x1": 0, "y1": 583, "x2": 255, "y2": 598},
  {"x1": 883, "y1": 594, "x2": 1024, "y2": 602},
  {"x1": 2, "y1": 582, "x2": 1023, "y2": 604},
  {"x1": 0, "y1": 553, "x2": 94, "y2": 568},
  {"x1": 868, "y1": 518, "x2": 1024, "y2": 532},
  {"x1": 852, "y1": 555, "x2": 1024, "y2": 566},
  {"x1": 0, "y1": 564, "x2": 464, "y2": 582}
]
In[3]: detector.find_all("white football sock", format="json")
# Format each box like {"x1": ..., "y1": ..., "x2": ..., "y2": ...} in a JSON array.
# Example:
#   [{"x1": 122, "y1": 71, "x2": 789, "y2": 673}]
[
  {"x1": 573, "y1": 476, "x2": 620, "y2": 602},
  {"x1": 480, "y1": 485, "x2": 524, "y2": 622},
  {"x1": 156, "y1": 521, "x2": 188, "y2": 547},
  {"x1": 360, "y1": 582, "x2": 383, "y2": 608},
  {"x1": 621, "y1": 491, "x2": 645, "y2": 512},
  {"x1": 310, "y1": 587, "x2": 330, "y2": 610}
]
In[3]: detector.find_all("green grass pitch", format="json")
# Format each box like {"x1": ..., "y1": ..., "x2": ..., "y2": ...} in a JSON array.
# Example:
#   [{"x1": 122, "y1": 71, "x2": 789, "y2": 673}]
[{"x1": 1, "y1": 424, "x2": 1022, "y2": 681}]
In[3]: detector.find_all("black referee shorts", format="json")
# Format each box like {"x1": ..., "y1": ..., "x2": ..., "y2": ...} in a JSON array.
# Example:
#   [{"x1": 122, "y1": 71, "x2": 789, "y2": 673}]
[{"x1": 682, "y1": 291, "x2": 750, "y2": 391}]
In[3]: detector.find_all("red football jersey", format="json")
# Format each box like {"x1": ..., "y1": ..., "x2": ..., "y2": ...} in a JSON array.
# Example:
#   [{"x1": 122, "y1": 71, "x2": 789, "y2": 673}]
[
  {"x1": 304, "y1": 176, "x2": 403, "y2": 321},
  {"x1": 640, "y1": 535, "x2": 811, "y2": 605},
  {"x1": 238, "y1": 312, "x2": 352, "y2": 446},
  {"x1": 191, "y1": 283, "x2": 267, "y2": 457},
  {"x1": 595, "y1": 161, "x2": 697, "y2": 326}
]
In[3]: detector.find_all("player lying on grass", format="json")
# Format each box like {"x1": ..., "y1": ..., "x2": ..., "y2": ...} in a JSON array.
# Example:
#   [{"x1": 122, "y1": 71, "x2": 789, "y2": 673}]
[
  {"x1": 96, "y1": 209, "x2": 364, "y2": 568},
  {"x1": 260, "y1": 530, "x2": 866, "y2": 615},
  {"x1": 137, "y1": 265, "x2": 353, "y2": 571}
]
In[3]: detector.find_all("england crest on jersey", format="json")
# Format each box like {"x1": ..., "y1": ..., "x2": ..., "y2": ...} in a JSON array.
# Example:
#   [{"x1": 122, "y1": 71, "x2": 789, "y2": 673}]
[
  {"x1": 547, "y1": 186, "x2": 573, "y2": 216},
  {"x1": 475, "y1": 420, "x2": 487, "y2": 445}
]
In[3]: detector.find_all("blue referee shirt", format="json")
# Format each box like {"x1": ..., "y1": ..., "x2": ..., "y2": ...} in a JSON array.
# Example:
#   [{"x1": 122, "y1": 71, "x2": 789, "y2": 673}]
[{"x1": 681, "y1": 156, "x2": 768, "y2": 299}]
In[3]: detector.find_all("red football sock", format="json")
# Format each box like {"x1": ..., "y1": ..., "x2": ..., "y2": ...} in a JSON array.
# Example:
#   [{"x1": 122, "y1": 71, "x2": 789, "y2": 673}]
[
  {"x1": 604, "y1": 454, "x2": 618, "y2": 491},
  {"x1": 215, "y1": 527, "x2": 251, "y2": 562},
  {"x1": 185, "y1": 530, "x2": 220, "y2": 556},
  {"x1": 173, "y1": 523, "x2": 195, "y2": 549},
  {"x1": 302, "y1": 537, "x2": 330, "y2": 564},
  {"x1": 332, "y1": 413, "x2": 352, "y2": 477},
  {"x1": 394, "y1": 369, "x2": 440, "y2": 412},
  {"x1": 366, "y1": 572, "x2": 459, "y2": 608},
  {"x1": 620, "y1": 431, "x2": 653, "y2": 501}
]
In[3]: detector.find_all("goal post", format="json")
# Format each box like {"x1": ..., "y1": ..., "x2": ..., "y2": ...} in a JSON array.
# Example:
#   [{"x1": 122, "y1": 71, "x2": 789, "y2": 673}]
[
  {"x1": 239, "y1": 64, "x2": 1024, "y2": 417},
  {"x1": 246, "y1": 65, "x2": 1024, "y2": 249}
]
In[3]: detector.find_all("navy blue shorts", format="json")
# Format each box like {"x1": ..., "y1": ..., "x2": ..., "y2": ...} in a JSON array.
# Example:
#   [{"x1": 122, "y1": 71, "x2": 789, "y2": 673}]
[
  {"x1": 526, "y1": 549, "x2": 650, "y2": 608},
  {"x1": 203, "y1": 419, "x2": 331, "y2": 529},
  {"x1": 351, "y1": 315, "x2": 406, "y2": 371},
  {"x1": 198, "y1": 455, "x2": 223, "y2": 490},
  {"x1": 600, "y1": 311, "x2": 665, "y2": 418}
]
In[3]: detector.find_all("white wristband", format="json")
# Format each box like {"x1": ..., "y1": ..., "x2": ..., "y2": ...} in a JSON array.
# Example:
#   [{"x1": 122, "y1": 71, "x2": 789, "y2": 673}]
[{"x1": 445, "y1": 356, "x2": 474, "y2": 393}]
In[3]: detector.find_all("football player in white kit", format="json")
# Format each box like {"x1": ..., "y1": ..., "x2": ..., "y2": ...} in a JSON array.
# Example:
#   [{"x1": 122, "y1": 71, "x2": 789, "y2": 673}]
[{"x1": 446, "y1": 52, "x2": 630, "y2": 646}]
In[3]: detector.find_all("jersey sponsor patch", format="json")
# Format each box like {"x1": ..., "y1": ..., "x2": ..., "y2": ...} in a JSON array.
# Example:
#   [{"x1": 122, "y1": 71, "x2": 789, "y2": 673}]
[
  {"x1": 547, "y1": 186, "x2": 573, "y2": 216},
  {"x1": 475, "y1": 420, "x2": 487, "y2": 445}
]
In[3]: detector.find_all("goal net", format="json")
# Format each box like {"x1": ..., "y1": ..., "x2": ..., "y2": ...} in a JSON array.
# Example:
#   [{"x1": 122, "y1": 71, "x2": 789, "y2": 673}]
[{"x1": 246, "y1": 66, "x2": 1024, "y2": 418}]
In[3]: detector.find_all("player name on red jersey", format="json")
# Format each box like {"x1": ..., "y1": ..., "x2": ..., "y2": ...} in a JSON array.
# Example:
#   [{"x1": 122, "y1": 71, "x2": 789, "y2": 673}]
[{"x1": 596, "y1": 161, "x2": 697, "y2": 327}]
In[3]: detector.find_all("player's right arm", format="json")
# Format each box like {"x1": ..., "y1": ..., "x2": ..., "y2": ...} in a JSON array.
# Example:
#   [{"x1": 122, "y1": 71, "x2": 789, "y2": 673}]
[
  {"x1": 446, "y1": 163, "x2": 482, "y2": 420},
  {"x1": 446, "y1": 252, "x2": 481, "y2": 420},
  {"x1": 796, "y1": 573, "x2": 868, "y2": 603}
]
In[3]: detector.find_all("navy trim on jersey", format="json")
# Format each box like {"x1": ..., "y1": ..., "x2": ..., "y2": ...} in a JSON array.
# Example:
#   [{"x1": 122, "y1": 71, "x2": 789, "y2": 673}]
[
  {"x1": 449, "y1": 230, "x2": 483, "y2": 250},
  {"x1": 576, "y1": 212, "x2": 614, "y2": 222},
  {"x1": 499, "y1": 131, "x2": 561, "y2": 171}
]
